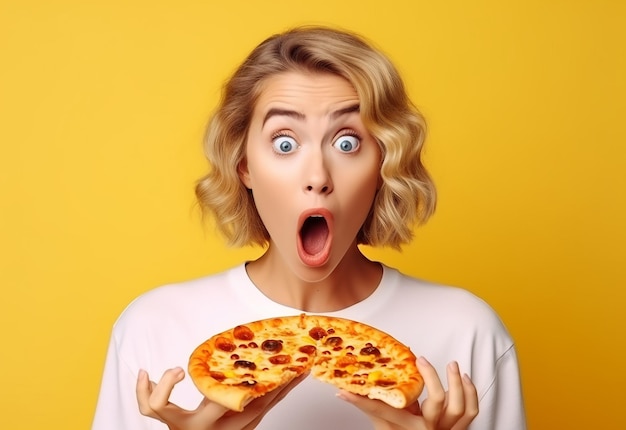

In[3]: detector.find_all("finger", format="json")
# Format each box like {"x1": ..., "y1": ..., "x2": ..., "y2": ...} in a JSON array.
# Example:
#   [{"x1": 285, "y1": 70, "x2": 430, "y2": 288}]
[
  {"x1": 451, "y1": 374, "x2": 479, "y2": 430},
  {"x1": 405, "y1": 399, "x2": 421, "y2": 416},
  {"x1": 337, "y1": 390, "x2": 422, "y2": 430},
  {"x1": 438, "y1": 362, "x2": 465, "y2": 429},
  {"x1": 148, "y1": 367, "x2": 185, "y2": 412},
  {"x1": 136, "y1": 369, "x2": 158, "y2": 418},
  {"x1": 336, "y1": 390, "x2": 387, "y2": 416},
  {"x1": 186, "y1": 397, "x2": 234, "y2": 427},
  {"x1": 416, "y1": 356, "x2": 446, "y2": 426},
  {"x1": 136, "y1": 368, "x2": 232, "y2": 429}
]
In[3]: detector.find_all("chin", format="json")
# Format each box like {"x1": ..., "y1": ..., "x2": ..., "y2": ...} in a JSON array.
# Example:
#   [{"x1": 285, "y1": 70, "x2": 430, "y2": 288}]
[{"x1": 292, "y1": 261, "x2": 337, "y2": 284}]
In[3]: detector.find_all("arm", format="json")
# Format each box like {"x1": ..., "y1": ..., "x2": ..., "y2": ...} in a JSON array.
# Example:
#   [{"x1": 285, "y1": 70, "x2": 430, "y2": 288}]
[
  {"x1": 93, "y1": 331, "x2": 307, "y2": 430},
  {"x1": 471, "y1": 345, "x2": 526, "y2": 430},
  {"x1": 92, "y1": 333, "x2": 153, "y2": 430}
]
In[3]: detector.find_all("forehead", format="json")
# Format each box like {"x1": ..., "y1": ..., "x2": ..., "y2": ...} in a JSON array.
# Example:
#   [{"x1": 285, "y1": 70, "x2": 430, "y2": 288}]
[{"x1": 252, "y1": 71, "x2": 360, "y2": 119}]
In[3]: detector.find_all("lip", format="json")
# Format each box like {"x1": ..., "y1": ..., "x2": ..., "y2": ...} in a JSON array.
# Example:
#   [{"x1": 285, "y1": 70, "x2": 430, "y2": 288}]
[{"x1": 297, "y1": 208, "x2": 334, "y2": 267}]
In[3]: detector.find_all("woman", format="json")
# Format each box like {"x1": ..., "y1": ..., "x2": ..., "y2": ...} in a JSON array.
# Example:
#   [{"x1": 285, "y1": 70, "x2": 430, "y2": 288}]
[{"x1": 92, "y1": 26, "x2": 526, "y2": 430}]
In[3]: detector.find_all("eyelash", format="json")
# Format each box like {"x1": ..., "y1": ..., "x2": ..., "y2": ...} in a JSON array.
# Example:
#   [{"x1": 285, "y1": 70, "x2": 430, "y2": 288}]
[
  {"x1": 269, "y1": 129, "x2": 361, "y2": 142},
  {"x1": 336, "y1": 129, "x2": 361, "y2": 141},
  {"x1": 270, "y1": 130, "x2": 296, "y2": 140}
]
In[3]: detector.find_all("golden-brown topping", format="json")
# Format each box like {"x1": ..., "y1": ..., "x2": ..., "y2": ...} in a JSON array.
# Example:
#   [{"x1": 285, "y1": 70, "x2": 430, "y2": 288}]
[
  {"x1": 298, "y1": 314, "x2": 307, "y2": 329},
  {"x1": 261, "y1": 339, "x2": 283, "y2": 353},
  {"x1": 215, "y1": 336, "x2": 236, "y2": 352},
  {"x1": 333, "y1": 369, "x2": 348, "y2": 378},
  {"x1": 325, "y1": 336, "x2": 343, "y2": 347},
  {"x1": 298, "y1": 345, "x2": 317, "y2": 355},
  {"x1": 375, "y1": 380, "x2": 397, "y2": 387},
  {"x1": 316, "y1": 356, "x2": 332, "y2": 365},
  {"x1": 209, "y1": 371, "x2": 225, "y2": 381},
  {"x1": 360, "y1": 345, "x2": 381, "y2": 357},
  {"x1": 234, "y1": 360, "x2": 257, "y2": 370},
  {"x1": 336, "y1": 355, "x2": 357, "y2": 368},
  {"x1": 309, "y1": 327, "x2": 328, "y2": 340},
  {"x1": 233, "y1": 325, "x2": 254, "y2": 340},
  {"x1": 269, "y1": 354, "x2": 292, "y2": 365}
]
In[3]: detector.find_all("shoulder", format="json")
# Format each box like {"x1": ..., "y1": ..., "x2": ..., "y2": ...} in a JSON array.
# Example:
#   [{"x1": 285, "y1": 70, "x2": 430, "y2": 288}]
[
  {"x1": 123, "y1": 270, "x2": 228, "y2": 313},
  {"x1": 111, "y1": 265, "x2": 245, "y2": 340},
  {"x1": 389, "y1": 268, "x2": 500, "y2": 318},
  {"x1": 381, "y1": 266, "x2": 514, "y2": 349}
]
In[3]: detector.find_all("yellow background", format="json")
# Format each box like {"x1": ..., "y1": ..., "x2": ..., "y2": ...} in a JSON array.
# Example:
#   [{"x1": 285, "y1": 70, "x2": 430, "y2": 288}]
[{"x1": 1, "y1": 0, "x2": 624, "y2": 428}]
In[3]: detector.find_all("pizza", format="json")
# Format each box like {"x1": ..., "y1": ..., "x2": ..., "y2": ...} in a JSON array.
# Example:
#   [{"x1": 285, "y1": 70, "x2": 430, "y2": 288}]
[{"x1": 188, "y1": 314, "x2": 424, "y2": 412}]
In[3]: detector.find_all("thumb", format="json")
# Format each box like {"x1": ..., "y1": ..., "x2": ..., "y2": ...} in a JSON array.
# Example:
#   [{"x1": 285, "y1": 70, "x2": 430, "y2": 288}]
[{"x1": 336, "y1": 390, "x2": 384, "y2": 415}]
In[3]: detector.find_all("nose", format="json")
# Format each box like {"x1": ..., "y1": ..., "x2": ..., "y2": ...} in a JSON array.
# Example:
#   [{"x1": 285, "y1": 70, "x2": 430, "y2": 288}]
[{"x1": 304, "y1": 150, "x2": 333, "y2": 194}]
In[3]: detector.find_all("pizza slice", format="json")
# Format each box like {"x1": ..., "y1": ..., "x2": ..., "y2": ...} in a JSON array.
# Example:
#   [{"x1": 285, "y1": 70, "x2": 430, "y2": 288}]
[{"x1": 304, "y1": 314, "x2": 423, "y2": 409}]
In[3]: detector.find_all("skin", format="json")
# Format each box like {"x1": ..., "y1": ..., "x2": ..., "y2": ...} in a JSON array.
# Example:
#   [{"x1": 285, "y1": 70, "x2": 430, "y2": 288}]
[
  {"x1": 239, "y1": 71, "x2": 383, "y2": 312},
  {"x1": 136, "y1": 71, "x2": 479, "y2": 429}
]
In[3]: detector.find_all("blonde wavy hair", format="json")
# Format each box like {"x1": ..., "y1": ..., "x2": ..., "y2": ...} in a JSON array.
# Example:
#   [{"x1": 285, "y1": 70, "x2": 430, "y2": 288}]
[{"x1": 195, "y1": 26, "x2": 436, "y2": 248}]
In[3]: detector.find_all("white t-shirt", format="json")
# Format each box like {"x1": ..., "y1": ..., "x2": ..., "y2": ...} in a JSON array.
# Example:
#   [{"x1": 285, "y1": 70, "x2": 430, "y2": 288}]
[{"x1": 92, "y1": 264, "x2": 526, "y2": 429}]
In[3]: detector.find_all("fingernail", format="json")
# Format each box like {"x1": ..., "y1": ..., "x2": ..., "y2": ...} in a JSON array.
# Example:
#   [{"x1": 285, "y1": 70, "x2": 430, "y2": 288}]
[
  {"x1": 448, "y1": 361, "x2": 459, "y2": 372},
  {"x1": 418, "y1": 356, "x2": 431, "y2": 366},
  {"x1": 335, "y1": 391, "x2": 349, "y2": 402},
  {"x1": 336, "y1": 390, "x2": 358, "y2": 403},
  {"x1": 463, "y1": 373, "x2": 472, "y2": 383}
]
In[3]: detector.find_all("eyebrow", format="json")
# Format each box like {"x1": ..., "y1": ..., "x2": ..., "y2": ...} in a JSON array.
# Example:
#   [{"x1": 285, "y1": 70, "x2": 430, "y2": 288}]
[{"x1": 262, "y1": 103, "x2": 360, "y2": 126}]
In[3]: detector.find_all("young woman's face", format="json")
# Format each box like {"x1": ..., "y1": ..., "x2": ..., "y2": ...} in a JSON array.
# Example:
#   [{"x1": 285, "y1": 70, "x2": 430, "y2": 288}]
[{"x1": 239, "y1": 71, "x2": 381, "y2": 281}]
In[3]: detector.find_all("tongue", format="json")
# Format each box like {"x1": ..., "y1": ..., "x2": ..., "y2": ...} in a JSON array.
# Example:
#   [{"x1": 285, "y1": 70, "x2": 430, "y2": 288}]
[{"x1": 301, "y1": 217, "x2": 329, "y2": 255}]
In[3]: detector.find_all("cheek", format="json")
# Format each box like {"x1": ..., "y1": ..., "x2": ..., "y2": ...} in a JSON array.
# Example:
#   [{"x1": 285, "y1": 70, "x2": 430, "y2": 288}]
[
  {"x1": 340, "y1": 168, "x2": 380, "y2": 215},
  {"x1": 247, "y1": 169, "x2": 293, "y2": 222}
]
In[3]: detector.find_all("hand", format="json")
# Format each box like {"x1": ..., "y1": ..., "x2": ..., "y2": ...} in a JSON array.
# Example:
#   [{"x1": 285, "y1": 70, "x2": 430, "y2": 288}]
[
  {"x1": 136, "y1": 367, "x2": 306, "y2": 430},
  {"x1": 337, "y1": 357, "x2": 478, "y2": 430}
]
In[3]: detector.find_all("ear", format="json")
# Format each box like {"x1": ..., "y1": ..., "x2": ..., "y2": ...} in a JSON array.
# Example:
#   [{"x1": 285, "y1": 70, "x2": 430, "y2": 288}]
[{"x1": 238, "y1": 158, "x2": 252, "y2": 189}]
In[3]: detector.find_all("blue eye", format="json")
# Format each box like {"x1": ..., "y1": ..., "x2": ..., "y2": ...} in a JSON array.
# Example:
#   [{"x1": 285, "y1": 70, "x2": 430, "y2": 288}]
[
  {"x1": 272, "y1": 136, "x2": 298, "y2": 154},
  {"x1": 333, "y1": 135, "x2": 359, "y2": 153}
]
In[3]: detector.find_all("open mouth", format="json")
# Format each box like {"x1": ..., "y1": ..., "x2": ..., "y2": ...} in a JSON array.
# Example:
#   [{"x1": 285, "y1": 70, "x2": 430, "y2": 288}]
[{"x1": 300, "y1": 215, "x2": 329, "y2": 256}]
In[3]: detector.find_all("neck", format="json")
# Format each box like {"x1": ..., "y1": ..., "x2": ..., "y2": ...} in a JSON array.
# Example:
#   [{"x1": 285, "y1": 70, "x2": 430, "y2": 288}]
[{"x1": 245, "y1": 245, "x2": 382, "y2": 313}]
